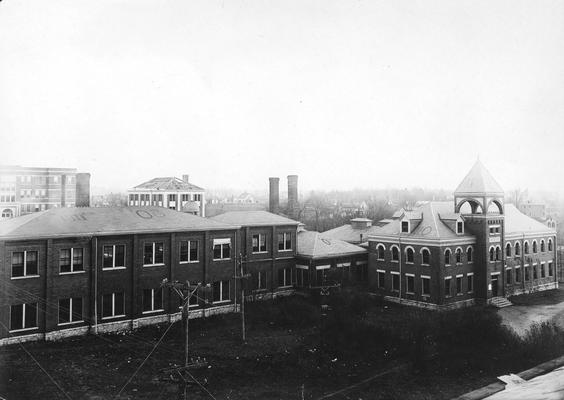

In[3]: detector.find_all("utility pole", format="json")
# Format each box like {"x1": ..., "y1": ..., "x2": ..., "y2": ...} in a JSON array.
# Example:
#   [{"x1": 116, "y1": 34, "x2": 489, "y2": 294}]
[
  {"x1": 160, "y1": 279, "x2": 209, "y2": 399},
  {"x1": 234, "y1": 253, "x2": 251, "y2": 342}
]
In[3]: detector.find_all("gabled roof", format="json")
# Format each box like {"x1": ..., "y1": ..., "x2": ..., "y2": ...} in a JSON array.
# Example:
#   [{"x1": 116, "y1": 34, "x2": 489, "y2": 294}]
[
  {"x1": 454, "y1": 160, "x2": 504, "y2": 196},
  {"x1": 505, "y1": 204, "x2": 556, "y2": 236},
  {"x1": 132, "y1": 177, "x2": 204, "y2": 191},
  {"x1": 0, "y1": 207, "x2": 236, "y2": 240},
  {"x1": 368, "y1": 202, "x2": 473, "y2": 241},
  {"x1": 297, "y1": 230, "x2": 367, "y2": 259},
  {"x1": 209, "y1": 211, "x2": 299, "y2": 227}
]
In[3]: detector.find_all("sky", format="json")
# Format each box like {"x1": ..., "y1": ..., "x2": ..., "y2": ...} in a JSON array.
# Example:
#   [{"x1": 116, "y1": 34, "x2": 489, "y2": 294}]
[{"x1": 1, "y1": 0, "x2": 563, "y2": 195}]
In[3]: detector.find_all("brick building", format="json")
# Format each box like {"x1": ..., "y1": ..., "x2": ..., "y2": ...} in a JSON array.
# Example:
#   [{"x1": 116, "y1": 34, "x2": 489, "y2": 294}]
[
  {"x1": 209, "y1": 211, "x2": 299, "y2": 300},
  {"x1": 128, "y1": 175, "x2": 205, "y2": 217},
  {"x1": 367, "y1": 161, "x2": 558, "y2": 309},
  {"x1": 0, "y1": 165, "x2": 90, "y2": 219}
]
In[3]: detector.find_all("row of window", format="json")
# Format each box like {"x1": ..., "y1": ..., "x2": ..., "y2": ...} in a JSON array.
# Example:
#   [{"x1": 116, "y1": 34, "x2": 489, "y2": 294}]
[
  {"x1": 504, "y1": 239, "x2": 553, "y2": 257},
  {"x1": 376, "y1": 270, "x2": 474, "y2": 297},
  {"x1": 505, "y1": 262, "x2": 554, "y2": 284},
  {"x1": 9, "y1": 281, "x2": 234, "y2": 332},
  {"x1": 128, "y1": 193, "x2": 203, "y2": 204},
  {"x1": 0, "y1": 195, "x2": 16, "y2": 202},
  {"x1": 376, "y1": 244, "x2": 473, "y2": 265}
]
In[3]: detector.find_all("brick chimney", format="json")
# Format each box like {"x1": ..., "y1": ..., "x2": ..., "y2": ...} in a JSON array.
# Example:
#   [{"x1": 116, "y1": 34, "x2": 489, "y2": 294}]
[
  {"x1": 269, "y1": 177, "x2": 280, "y2": 214},
  {"x1": 182, "y1": 174, "x2": 190, "y2": 183},
  {"x1": 287, "y1": 175, "x2": 298, "y2": 217}
]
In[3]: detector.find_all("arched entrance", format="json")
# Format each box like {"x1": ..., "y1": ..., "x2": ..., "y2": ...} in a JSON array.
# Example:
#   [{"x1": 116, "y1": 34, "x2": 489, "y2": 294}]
[{"x1": 1, "y1": 209, "x2": 13, "y2": 218}]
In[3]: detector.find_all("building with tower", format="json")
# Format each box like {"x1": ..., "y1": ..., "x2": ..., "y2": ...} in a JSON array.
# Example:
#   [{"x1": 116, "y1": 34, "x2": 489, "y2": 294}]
[{"x1": 367, "y1": 160, "x2": 558, "y2": 309}]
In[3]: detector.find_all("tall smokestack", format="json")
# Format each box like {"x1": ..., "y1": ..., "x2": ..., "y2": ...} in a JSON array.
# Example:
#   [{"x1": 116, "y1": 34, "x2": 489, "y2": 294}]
[
  {"x1": 287, "y1": 175, "x2": 298, "y2": 218},
  {"x1": 269, "y1": 177, "x2": 280, "y2": 214},
  {"x1": 182, "y1": 174, "x2": 190, "y2": 183},
  {"x1": 75, "y1": 173, "x2": 91, "y2": 207}
]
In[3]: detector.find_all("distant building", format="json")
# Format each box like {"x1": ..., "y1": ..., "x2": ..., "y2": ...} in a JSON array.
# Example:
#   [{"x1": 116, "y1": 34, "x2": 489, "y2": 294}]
[
  {"x1": 518, "y1": 201, "x2": 557, "y2": 229},
  {"x1": 322, "y1": 218, "x2": 387, "y2": 244},
  {"x1": 368, "y1": 160, "x2": 558, "y2": 310},
  {"x1": 0, "y1": 165, "x2": 90, "y2": 219},
  {"x1": 128, "y1": 174, "x2": 205, "y2": 217},
  {"x1": 232, "y1": 192, "x2": 257, "y2": 204}
]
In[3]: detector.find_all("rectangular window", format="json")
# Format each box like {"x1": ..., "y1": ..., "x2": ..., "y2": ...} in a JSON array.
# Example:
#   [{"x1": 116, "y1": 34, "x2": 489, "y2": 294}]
[
  {"x1": 401, "y1": 221, "x2": 409, "y2": 233},
  {"x1": 102, "y1": 292, "x2": 125, "y2": 319},
  {"x1": 213, "y1": 238, "x2": 231, "y2": 260},
  {"x1": 506, "y1": 269, "x2": 512, "y2": 284},
  {"x1": 58, "y1": 297, "x2": 83, "y2": 325},
  {"x1": 392, "y1": 273, "x2": 400, "y2": 291},
  {"x1": 377, "y1": 271, "x2": 386, "y2": 289},
  {"x1": 533, "y1": 265, "x2": 538, "y2": 280},
  {"x1": 143, "y1": 242, "x2": 164, "y2": 265},
  {"x1": 549, "y1": 262, "x2": 554, "y2": 277},
  {"x1": 525, "y1": 266, "x2": 530, "y2": 281},
  {"x1": 278, "y1": 267, "x2": 292, "y2": 287},
  {"x1": 515, "y1": 267, "x2": 521, "y2": 283},
  {"x1": 278, "y1": 233, "x2": 292, "y2": 251},
  {"x1": 142, "y1": 288, "x2": 164, "y2": 313},
  {"x1": 103, "y1": 245, "x2": 126, "y2": 269},
  {"x1": 252, "y1": 234, "x2": 267, "y2": 253},
  {"x1": 10, "y1": 303, "x2": 38, "y2": 331},
  {"x1": 180, "y1": 240, "x2": 199, "y2": 263},
  {"x1": 257, "y1": 270, "x2": 269, "y2": 289},
  {"x1": 11, "y1": 251, "x2": 38, "y2": 278},
  {"x1": 422, "y1": 276, "x2": 430, "y2": 296},
  {"x1": 444, "y1": 278, "x2": 451, "y2": 297},
  {"x1": 59, "y1": 248, "x2": 83, "y2": 273},
  {"x1": 406, "y1": 275, "x2": 414, "y2": 294},
  {"x1": 457, "y1": 221, "x2": 463, "y2": 234},
  {"x1": 541, "y1": 263, "x2": 546, "y2": 278},
  {"x1": 456, "y1": 276, "x2": 462, "y2": 294},
  {"x1": 467, "y1": 274, "x2": 474, "y2": 293},
  {"x1": 212, "y1": 280, "x2": 230, "y2": 303}
]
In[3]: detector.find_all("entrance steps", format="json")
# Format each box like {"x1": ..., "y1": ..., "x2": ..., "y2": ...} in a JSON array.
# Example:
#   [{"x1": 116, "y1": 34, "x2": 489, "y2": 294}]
[{"x1": 489, "y1": 296, "x2": 513, "y2": 308}]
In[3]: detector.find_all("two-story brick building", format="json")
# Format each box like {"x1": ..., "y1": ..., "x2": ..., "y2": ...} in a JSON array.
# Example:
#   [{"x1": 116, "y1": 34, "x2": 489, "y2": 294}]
[
  {"x1": 0, "y1": 207, "x2": 242, "y2": 346},
  {"x1": 367, "y1": 161, "x2": 558, "y2": 309}
]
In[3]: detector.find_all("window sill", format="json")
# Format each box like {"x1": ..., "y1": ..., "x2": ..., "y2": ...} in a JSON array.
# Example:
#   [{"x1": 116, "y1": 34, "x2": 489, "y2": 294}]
[
  {"x1": 9, "y1": 327, "x2": 39, "y2": 333},
  {"x1": 278, "y1": 249, "x2": 293, "y2": 253},
  {"x1": 406, "y1": 291, "x2": 414, "y2": 295},
  {"x1": 456, "y1": 293, "x2": 464, "y2": 296},
  {"x1": 445, "y1": 264, "x2": 451, "y2": 267},
  {"x1": 103, "y1": 267, "x2": 126, "y2": 271},
  {"x1": 422, "y1": 294, "x2": 431, "y2": 298},
  {"x1": 278, "y1": 285, "x2": 293, "y2": 289},
  {"x1": 421, "y1": 263, "x2": 430, "y2": 266},
  {"x1": 58, "y1": 320, "x2": 84, "y2": 327},
  {"x1": 59, "y1": 270, "x2": 86, "y2": 275},
  {"x1": 212, "y1": 258, "x2": 231, "y2": 261},
  {"x1": 179, "y1": 261, "x2": 199, "y2": 264},
  {"x1": 377, "y1": 258, "x2": 385, "y2": 262},
  {"x1": 101, "y1": 315, "x2": 126, "y2": 321},
  {"x1": 143, "y1": 263, "x2": 165, "y2": 267},
  {"x1": 391, "y1": 260, "x2": 399, "y2": 263},
  {"x1": 11, "y1": 275, "x2": 40, "y2": 280},
  {"x1": 252, "y1": 251, "x2": 268, "y2": 255},
  {"x1": 406, "y1": 262, "x2": 414, "y2": 265},
  {"x1": 142, "y1": 309, "x2": 165, "y2": 315},
  {"x1": 212, "y1": 300, "x2": 230, "y2": 305}
]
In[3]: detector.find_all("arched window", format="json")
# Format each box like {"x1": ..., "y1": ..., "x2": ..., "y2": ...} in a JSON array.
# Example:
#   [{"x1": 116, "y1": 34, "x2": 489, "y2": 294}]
[
  {"x1": 532, "y1": 240, "x2": 538, "y2": 253},
  {"x1": 444, "y1": 249, "x2": 451, "y2": 265},
  {"x1": 377, "y1": 244, "x2": 385, "y2": 260},
  {"x1": 456, "y1": 248, "x2": 462, "y2": 264},
  {"x1": 506, "y1": 243, "x2": 512, "y2": 257},
  {"x1": 467, "y1": 247, "x2": 473, "y2": 263},
  {"x1": 540, "y1": 240, "x2": 545, "y2": 252},
  {"x1": 391, "y1": 246, "x2": 399, "y2": 262},
  {"x1": 495, "y1": 246, "x2": 501, "y2": 261},
  {"x1": 406, "y1": 247, "x2": 414, "y2": 263},
  {"x1": 515, "y1": 242, "x2": 521, "y2": 256},
  {"x1": 524, "y1": 241, "x2": 529, "y2": 255},
  {"x1": 548, "y1": 238, "x2": 553, "y2": 252},
  {"x1": 489, "y1": 247, "x2": 495, "y2": 262},
  {"x1": 1, "y1": 209, "x2": 13, "y2": 218},
  {"x1": 421, "y1": 248, "x2": 430, "y2": 265}
]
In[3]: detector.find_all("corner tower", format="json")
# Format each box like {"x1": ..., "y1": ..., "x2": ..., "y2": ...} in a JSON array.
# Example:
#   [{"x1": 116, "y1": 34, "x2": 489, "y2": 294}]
[{"x1": 454, "y1": 160, "x2": 505, "y2": 302}]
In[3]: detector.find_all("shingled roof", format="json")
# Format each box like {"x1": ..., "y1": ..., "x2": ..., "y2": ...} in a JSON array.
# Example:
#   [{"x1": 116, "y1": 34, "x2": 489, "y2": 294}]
[
  {"x1": 454, "y1": 160, "x2": 504, "y2": 196},
  {"x1": 504, "y1": 204, "x2": 556, "y2": 237},
  {"x1": 297, "y1": 230, "x2": 367, "y2": 259},
  {"x1": 133, "y1": 177, "x2": 204, "y2": 191},
  {"x1": 209, "y1": 211, "x2": 299, "y2": 227},
  {"x1": 0, "y1": 207, "x2": 236, "y2": 240}
]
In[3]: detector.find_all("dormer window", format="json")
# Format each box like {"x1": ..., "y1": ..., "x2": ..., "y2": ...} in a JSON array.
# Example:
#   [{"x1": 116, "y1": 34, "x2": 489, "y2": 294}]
[
  {"x1": 401, "y1": 221, "x2": 409, "y2": 233},
  {"x1": 457, "y1": 221, "x2": 464, "y2": 234}
]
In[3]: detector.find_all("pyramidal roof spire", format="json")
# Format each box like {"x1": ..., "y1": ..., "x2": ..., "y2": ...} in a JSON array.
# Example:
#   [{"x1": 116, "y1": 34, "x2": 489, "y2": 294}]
[{"x1": 454, "y1": 160, "x2": 504, "y2": 196}]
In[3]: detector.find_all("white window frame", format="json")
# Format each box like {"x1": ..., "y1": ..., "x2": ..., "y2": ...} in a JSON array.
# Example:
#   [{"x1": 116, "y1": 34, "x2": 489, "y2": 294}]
[
  {"x1": 10, "y1": 303, "x2": 38, "y2": 332},
  {"x1": 401, "y1": 219, "x2": 410, "y2": 233},
  {"x1": 376, "y1": 244, "x2": 386, "y2": 261},
  {"x1": 102, "y1": 244, "x2": 126, "y2": 270},
  {"x1": 467, "y1": 273, "x2": 474, "y2": 293},
  {"x1": 213, "y1": 280, "x2": 230, "y2": 304},
  {"x1": 252, "y1": 233, "x2": 268, "y2": 254},
  {"x1": 142, "y1": 288, "x2": 164, "y2": 314},
  {"x1": 444, "y1": 248, "x2": 452, "y2": 266},
  {"x1": 455, "y1": 247, "x2": 463, "y2": 264},
  {"x1": 11, "y1": 250, "x2": 40, "y2": 279},
  {"x1": 102, "y1": 292, "x2": 125, "y2": 320},
  {"x1": 466, "y1": 246, "x2": 474, "y2": 263},
  {"x1": 391, "y1": 271, "x2": 400, "y2": 292},
  {"x1": 444, "y1": 276, "x2": 452, "y2": 298},
  {"x1": 278, "y1": 267, "x2": 292, "y2": 288},
  {"x1": 278, "y1": 232, "x2": 292, "y2": 252},
  {"x1": 179, "y1": 240, "x2": 199, "y2": 264},
  {"x1": 59, "y1": 247, "x2": 85, "y2": 274},
  {"x1": 405, "y1": 273, "x2": 415, "y2": 294},
  {"x1": 405, "y1": 246, "x2": 415, "y2": 264},
  {"x1": 390, "y1": 245, "x2": 400, "y2": 263},
  {"x1": 143, "y1": 242, "x2": 165, "y2": 266},
  {"x1": 213, "y1": 238, "x2": 231, "y2": 260},
  {"x1": 420, "y1": 247, "x2": 431, "y2": 266},
  {"x1": 376, "y1": 269, "x2": 386, "y2": 289},
  {"x1": 421, "y1": 275, "x2": 431, "y2": 296},
  {"x1": 58, "y1": 297, "x2": 84, "y2": 326}
]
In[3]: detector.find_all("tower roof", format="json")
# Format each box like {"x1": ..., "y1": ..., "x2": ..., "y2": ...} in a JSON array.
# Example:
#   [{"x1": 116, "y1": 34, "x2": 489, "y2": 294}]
[{"x1": 454, "y1": 160, "x2": 504, "y2": 196}]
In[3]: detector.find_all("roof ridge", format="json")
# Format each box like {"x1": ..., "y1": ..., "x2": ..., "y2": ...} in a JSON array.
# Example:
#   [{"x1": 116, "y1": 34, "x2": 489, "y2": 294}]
[{"x1": 429, "y1": 202, "x2": 440, "y2": 238}]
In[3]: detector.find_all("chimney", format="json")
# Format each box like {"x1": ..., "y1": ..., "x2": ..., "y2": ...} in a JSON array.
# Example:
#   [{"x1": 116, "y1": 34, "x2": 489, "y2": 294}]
[
  {"x1": 182, "y1": 174, "x2": 190, "y2": 183},
  {"x1": 287, "y1": 175, "x2": 298, "y2": 218},
  {"x1": 75, "y1": 173, "x2": 91, "y2": 207},
  {"x1": 269, "y1": 177, "x2": 280, "y2": 214}
]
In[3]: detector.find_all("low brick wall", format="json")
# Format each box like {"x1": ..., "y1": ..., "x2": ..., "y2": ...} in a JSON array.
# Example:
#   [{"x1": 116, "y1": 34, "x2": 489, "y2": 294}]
[{"x1": 382, "y1": 295, "x2": 475, "y2": 311}]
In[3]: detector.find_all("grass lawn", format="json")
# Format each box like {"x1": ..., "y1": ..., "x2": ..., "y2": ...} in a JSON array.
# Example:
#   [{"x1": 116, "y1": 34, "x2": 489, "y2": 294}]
[
  {"x1": 509, "y1": 287, "x2": 564, "y2": 306},
  {"x1": 1, "y1": 292, "x2": 564, "y2": 399}
]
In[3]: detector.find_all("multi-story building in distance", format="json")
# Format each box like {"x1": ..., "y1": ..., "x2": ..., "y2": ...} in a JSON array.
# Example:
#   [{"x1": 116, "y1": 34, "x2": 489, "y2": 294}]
[
  {"x1": 128, "y1": 175, "x2": 205, "y2": 217},
  {"x1": 0, "y1": 165, "x2": 90, "y2": 219}
]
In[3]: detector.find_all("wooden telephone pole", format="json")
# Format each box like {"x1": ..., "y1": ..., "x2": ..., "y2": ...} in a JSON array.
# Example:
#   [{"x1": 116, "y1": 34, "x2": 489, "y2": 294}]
[
  {"x1": 160, "y1": 279, "x2": 209, "y2": 399},
  {"x1": 234, "y1": 253, "x2": 251, "y2": 342}
]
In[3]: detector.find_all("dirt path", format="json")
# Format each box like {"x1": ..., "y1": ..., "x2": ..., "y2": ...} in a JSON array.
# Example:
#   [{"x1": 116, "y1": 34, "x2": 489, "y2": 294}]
[{"x1": 498, "y1": 301, "x2": 564, "y2": 336}]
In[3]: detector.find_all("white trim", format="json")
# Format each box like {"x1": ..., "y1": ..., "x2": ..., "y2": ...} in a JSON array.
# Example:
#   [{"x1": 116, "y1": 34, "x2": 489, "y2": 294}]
[
  {"x1": 11, "y1": 275, "x2": 40, "y2": 280},
  {"x1": 467, "y1": 272, "x2": 474, "y2": 276},
  {"x1": 376, "y1": 269, "x2": 386, "y2": 273},
  {"x1": 405, "y1": 273, "x2": 415, "y2": 277},
  {"x1": 421, "y1": 275, "x2": 430, "y2": 279},
  {"x1": 337, "y1": 262, "x2": 351, "y2": 268},
  {"x1": 315, "y1": 265, "x2": 331, "y2": 270},
  {"x1": 491, "y1": 272, "x2": 501, "y2": 276},
  {"x1": 356, "y1": 261, "x2": 368, "y2": 265},
  {"x1": 444, "y1": 276, "x2": 452, "y2": 280},
  {"x1": 456, "y1": 274, "x2": 463, "y2": 278},
  {"x1": 390, "y1": 271, "x2": 400, "y2": 275},
  {"x1": 296, "y1": 264, "x2": 309, "y2": 270}
]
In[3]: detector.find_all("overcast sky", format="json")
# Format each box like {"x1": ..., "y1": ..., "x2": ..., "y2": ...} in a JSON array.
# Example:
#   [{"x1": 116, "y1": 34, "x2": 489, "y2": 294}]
[{"x1": 1, "y1": 0, "x2": 563, "y2": 195}]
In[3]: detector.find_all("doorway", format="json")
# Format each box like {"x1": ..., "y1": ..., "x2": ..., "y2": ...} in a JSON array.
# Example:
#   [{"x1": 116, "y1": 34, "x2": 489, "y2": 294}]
[{"x1": 491, "y1": 275, "x2": 499, "y2": 297}]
